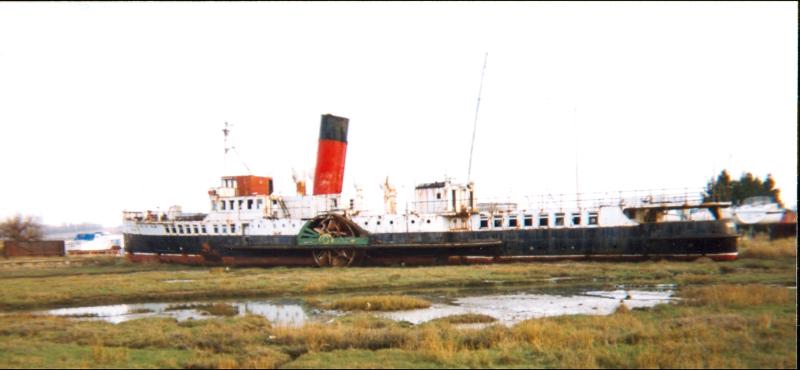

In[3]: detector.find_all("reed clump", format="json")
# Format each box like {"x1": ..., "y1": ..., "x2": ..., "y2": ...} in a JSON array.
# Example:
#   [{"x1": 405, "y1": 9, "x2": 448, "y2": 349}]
[
  {"x1": 322, "y1": 295, "x2": 431, "y2": 311},
  {"x1": 432, "y1": 313, "x2": 497, "y2": 324},
  {"x1": 740, "y1": 236, "x2": 797, "y2": 259}
]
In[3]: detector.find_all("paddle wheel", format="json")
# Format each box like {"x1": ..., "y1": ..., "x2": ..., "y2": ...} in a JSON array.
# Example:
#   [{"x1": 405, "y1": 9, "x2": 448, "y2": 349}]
[{"x1": 298, "y1": 213, "x2": 369, "y2": 267}]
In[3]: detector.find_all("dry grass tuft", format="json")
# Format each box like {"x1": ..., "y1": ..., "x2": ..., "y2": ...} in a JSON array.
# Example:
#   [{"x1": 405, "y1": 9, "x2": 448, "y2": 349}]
[
  {"x1": 90, "y1": 345, "x2": 129, "y2": 364},
  {"x1": 740, "y1": 236, "x2": 797, "y2": 259},
  {"x1": 681, "y1": 284, "x2": 790, "y2": 308},
  {"x1": 323, "y1": 295, "x2": 431, "y2": 311},
  {"x1": 432, "y1": 313, "x2": 497, "y2": 325}
]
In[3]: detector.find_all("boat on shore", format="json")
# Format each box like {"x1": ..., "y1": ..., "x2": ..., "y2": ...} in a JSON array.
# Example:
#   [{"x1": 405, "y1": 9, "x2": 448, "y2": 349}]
[
  {"x1": 66, "y1": 232, "x2": 124, "y2": 255},
  {"x1": 123, "y1": 114, "x2": 738, "y2": 267}
]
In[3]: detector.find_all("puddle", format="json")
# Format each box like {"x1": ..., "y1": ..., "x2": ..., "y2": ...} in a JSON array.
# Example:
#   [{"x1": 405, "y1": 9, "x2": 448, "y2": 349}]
[
  {"x1": 42, "y1": 286, "x2": 674, "y2": 327},
  {"x1": 45, "y1": 300, "x2": 317, "y2": 326},
  {"x1": 382, "y1": 288, "x2": 675, "y2": 326}
]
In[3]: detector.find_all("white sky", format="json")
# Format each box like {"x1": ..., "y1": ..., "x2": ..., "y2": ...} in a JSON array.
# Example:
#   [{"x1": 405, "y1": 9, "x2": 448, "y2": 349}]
[{"x1": 0, "y1": 2, "x2": 796, "y2": 226}]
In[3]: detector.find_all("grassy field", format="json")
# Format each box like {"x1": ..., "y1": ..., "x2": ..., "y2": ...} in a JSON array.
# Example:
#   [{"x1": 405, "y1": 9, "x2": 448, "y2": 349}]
[{"x1": 0, "y1": 236, "x2": 795, "y2": 368}]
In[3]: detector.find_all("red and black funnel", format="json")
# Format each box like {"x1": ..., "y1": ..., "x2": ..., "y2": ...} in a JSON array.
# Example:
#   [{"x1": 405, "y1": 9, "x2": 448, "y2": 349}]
[{"x1": 313, "y1": 114, "x2": 349, "y2": 195}]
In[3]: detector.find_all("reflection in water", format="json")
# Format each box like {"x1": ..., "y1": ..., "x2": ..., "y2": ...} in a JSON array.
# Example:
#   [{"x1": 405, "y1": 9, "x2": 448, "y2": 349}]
[{"x1": 46, "y1": 301, "x2": 310, "y2": 326}]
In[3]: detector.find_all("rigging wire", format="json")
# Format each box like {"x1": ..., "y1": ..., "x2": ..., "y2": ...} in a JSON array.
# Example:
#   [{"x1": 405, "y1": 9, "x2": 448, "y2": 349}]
[{"x1": 467, "y1": 52, "x2": 488, "y2": 183}]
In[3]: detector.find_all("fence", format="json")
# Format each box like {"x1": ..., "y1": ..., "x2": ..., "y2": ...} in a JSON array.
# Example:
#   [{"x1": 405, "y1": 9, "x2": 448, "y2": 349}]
[{"x1": 2, "y1": 240, "x2": 65, "y2": 258}]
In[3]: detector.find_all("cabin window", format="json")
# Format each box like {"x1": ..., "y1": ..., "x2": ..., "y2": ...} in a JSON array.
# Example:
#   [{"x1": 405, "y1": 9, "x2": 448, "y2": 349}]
[
  {"x1": 231, "y1": 224, "x2": 237, "y2": 233},
  {"x1": 509, "y1": 215, "x2": 518, "y2": 227},
  {"x1": 221, "y1": 201, "x2": 226, "y2": 210},
  {"x1": 539, "y1": 215, "x2": 549, "y2": 227},
  {"x1": 493, "y1": 216, "x2": 503, "y2": 228},
  {"x1": 376, "y1": 221, "x2": 381, "y2": 225},
  {"x1": 257, "y1": 199, "x2": 263, "y2": 209},
  {"x1": 364, "y1": 221, "x2": 369, "y2": 226},
  {"x1": 332, "y1": 199, "x2": 338, "y2": 208},
  {"x1": 436, "y1": 192, "x2": 441, "y2": 199},
  {"x1": 221, "y1": 225, "x2": 228, "y2": 234},
  {"x1": 480, "y1": 216, "x2": 489, "y2": 229},
  {"x1": 213, "y1": 225, "x2": 219, "y2": 234},
  {"x1": 555, "y1": 213, "x2": 565, "y2": 226},
  {"x1": 350, "y1": 199, "x2": 355, "y2": 209},
  {"x1": 411, "y1": 220, "x2": 416, "y2": 224},
  {"x1": 389, "y1": 220, "x2": 394, "y2": 225},
  {"x1": 426, "y1": 219, "x2": 431, "y2": 224},
  {"x1": 164, "y1": 225, "x2": 170, "y2": 234},
  {"x1": 201, "y1": 225, "x2": 207, "y2": 234},
  {"x1": 211, "y1": 202, "x2": 217, "y2": 211},
  {"x1": 229, "y1": 200, "x2": 235, "y2": 210},
  {"x1": 238, "y1": 200, "x2": 244, "y2": 210},
  {"x1": 193, "y1": 225, "x2": 199, "y2": 234},
  {"x1": 524, "y1": 215, "x2": 533, "y2": 227},
  {"x1": 247, "y1": 199, "x2": 254, "y2": 210},
  {"x1": 572, "y1": 213, "x2": 581, "y2": 225},
  {"x1": 171, "y1": 226, "x2": 177, "y2": 234},
  {"x1": 589, "y1": 212, "x2": 599, "y2": 225}
]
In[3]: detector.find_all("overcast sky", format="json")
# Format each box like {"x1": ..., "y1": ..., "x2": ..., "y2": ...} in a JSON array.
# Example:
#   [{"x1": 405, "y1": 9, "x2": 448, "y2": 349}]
[{"x1": 0, "y1": 2, "x2": 796, "y2": 226}]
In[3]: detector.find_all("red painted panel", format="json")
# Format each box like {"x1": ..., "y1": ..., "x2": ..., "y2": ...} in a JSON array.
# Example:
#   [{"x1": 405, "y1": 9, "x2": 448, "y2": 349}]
[
  {"x1": 313, "y1": 139, "x2": 348, "y2": 195},
  {"x1": 234, "y1": 175, "x2": 273, "y2": 196}
]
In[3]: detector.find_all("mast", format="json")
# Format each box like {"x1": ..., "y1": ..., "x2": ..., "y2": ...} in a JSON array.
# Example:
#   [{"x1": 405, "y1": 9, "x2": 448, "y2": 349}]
[
  {"x1": 222, "y1": 121, "x2": 252, "y2": 175},
  {"x1": 467, "y1": 52, "x2": 488, "y2": 183},
  {"x1": 223, "y1": 122, "x2": 231, "y2": 175},
  {"x1": 573, "y1": 108, "x2": 581, "y2": 209}
]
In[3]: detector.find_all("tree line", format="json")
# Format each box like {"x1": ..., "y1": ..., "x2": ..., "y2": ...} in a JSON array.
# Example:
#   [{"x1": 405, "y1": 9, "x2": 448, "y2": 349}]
[{"x1": 703, "y1": 170, "x2": 782, "y2": 207}]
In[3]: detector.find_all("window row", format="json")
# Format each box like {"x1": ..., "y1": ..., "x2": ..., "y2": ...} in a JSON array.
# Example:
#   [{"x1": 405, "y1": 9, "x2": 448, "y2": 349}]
[
  {"x1": 215, "y1": 198, "x2": 264, "y2": 211},
  {"x1": 479, "y1": 212, "x2": 598, "y2": 229},
  {"x1": 164, "y1": 223, "x2": 243, "y2": 235}
]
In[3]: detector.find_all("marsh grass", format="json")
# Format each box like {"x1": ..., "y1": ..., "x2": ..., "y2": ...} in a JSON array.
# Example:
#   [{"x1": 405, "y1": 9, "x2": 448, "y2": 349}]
[
  {"x1": 431, "y1": 313, "x2": 497, "y2": 324},
  {"x1": 321, "y1": 295, "x2": 431, "y2": 311},
  {"x1": 681, "y1": 284, "x2": 791, "y2": 308},
  {"x1": 740, "y1": 236, "x2": 797, "y2": 259},
  {"x1": 1, "y1": 241, "x2": 794, "y2": 312},
  {"x1": 0, "y1": 240, "x2": 796, "y2": 368},
  {"x1": 0, "y1": 284, "x2": 796, "y2": 369},
  {"x1": 128, "y1": 308, "x2": 154, "y2": 314},
  {"x1": 63, "y1": 313, "x2": 100, "y2": 318}
]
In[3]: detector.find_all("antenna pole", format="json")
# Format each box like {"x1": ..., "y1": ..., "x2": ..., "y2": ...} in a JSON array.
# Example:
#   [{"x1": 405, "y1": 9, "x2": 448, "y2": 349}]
[
  {"x1": 223, "y1": 122, "x2": 230, "y2": 175},
  {"x1": 222, "y1": 122, "x2": 252, "y2": 175},
  {"x1": 573, "y1": 108, "x2": 581, "y2": 209},
  {"x1": 467, "y1": 52, "x2": 488, "y2": 183}
]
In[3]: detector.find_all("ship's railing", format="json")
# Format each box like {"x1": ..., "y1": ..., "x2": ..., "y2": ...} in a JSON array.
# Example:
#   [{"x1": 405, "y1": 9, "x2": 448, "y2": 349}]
[
  {"x1": 405, "y1": 187, "x2": 708, "y2": 214},
  {"x1": 122, "y1": 211, "x2": 145, "y2": 221}
]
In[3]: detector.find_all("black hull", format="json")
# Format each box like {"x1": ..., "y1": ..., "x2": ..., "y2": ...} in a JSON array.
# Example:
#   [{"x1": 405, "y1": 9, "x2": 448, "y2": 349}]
[{"x1": 124, "y1": 220, "x2": 738, "y2": 266}]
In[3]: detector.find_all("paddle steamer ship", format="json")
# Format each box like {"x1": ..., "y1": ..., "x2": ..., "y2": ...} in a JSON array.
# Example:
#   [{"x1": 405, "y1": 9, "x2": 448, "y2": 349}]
[{"x1": 123, "y1": 114, "x2": 738, "y2": 267}]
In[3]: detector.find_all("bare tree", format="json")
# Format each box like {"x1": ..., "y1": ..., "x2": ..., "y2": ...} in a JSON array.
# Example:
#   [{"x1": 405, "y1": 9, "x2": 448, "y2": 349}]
[{"x1": 0, "y1": 214, "x2": 43, "y2": 242}]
